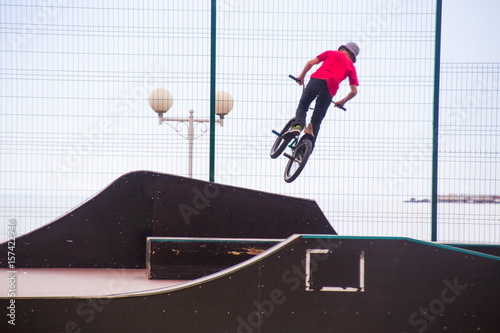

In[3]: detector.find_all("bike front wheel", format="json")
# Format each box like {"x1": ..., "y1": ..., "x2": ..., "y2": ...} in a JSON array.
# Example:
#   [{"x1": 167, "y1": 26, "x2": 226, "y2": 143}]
[
  {"x1": 270, "y1": 118, "x2": 295, "y2": 159},
  {"x1": 284, "y1": 137, "x2": 313, "y2": 183}
]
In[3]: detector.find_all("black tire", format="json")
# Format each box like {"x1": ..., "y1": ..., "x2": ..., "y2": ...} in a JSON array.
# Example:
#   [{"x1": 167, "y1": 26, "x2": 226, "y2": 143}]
[
  {"x1": 270, "y1": 118, "x2": 295, "y2": 159},
  {"x1": 284, "y1": 137, "x2": 313, "y2": 183}
]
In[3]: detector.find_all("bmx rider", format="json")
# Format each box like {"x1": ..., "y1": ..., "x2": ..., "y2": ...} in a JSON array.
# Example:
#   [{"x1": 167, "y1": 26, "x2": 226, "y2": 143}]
[{"x1": 284, "y1": 42, "x2": 360, "y2": 146}]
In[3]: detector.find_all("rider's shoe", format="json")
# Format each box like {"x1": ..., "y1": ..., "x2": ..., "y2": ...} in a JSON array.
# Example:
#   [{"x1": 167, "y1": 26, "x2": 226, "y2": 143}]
[{"x1": 283, "y1": 124, "x2": 302, "y2": 139}]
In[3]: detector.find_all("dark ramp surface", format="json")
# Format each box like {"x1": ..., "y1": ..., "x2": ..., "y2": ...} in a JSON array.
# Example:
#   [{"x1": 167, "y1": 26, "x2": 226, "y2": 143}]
[
  {"x1": 2, "y1": 235, "x2": 499, "y2": 332},
  {"x1": 0, "y1": 171, "x2": 335, "y2": 268}
]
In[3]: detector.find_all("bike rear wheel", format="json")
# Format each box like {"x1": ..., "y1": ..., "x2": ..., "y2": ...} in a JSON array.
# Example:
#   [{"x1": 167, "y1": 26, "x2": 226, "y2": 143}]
[
  {"x1": 270, "y1": 118, "x2": 295, "y2": 159},
  {"x1": 284, "y1": 137, "x2": 313, "y2": 183}
]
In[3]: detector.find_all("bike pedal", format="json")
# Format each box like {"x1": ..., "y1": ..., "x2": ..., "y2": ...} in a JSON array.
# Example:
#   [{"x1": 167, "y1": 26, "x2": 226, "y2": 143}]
[
  {"x1": 283, "y1": 153, "x2": 294, "y2": 160},
  {"x1": 272, "y1": 130, "x2": 280, "y2": 136}
]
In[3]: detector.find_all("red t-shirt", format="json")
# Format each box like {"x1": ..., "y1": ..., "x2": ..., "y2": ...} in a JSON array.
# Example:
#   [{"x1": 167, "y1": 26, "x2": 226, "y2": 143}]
[{"x1": 311, "y1": 50, "x2": 359, "y2": 97}]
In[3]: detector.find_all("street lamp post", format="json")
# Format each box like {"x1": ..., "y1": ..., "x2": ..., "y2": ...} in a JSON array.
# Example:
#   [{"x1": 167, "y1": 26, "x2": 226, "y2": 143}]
[{"x1": 149, "y1": 88, "x2": 233, "y2": 178}]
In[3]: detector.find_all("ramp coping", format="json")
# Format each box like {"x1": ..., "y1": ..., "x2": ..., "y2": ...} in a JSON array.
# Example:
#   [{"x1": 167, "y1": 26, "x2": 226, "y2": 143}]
[
  {"x1": 147, "y1": 237, "x2": 285, "y2": 243},
  {"x1": 302, "y1": 235, "x2": 500, "y2": 261}
]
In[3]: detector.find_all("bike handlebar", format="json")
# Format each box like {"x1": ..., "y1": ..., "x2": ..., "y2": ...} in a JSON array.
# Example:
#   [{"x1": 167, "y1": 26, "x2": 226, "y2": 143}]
[
  {"x1": 289, "y1": 74, "x2": 347, "y2": 111},
  {"x1": 289, "y1": 74, "x2": 301, "y2": 83},
  {"x1": 334, "y1": 103, "x2": 347, "y2": 112}
]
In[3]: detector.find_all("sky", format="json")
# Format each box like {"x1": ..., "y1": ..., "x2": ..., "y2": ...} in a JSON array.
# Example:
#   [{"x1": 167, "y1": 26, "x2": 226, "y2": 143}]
[
  {"x1": 0, "y1": 0, "x2": 498, "y2": 243},
  {"x1": 442, "y1": 0, "x2": 500, "y2": 62}
]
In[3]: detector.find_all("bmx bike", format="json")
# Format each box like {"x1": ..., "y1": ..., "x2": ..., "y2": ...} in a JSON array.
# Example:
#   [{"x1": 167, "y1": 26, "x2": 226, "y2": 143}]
[
  {"x1": 271, "y1": 117, "x2": 314, "y2": 183},
  {"x1": 270, "y1": 75, "x2": 346, "y2": 183}
]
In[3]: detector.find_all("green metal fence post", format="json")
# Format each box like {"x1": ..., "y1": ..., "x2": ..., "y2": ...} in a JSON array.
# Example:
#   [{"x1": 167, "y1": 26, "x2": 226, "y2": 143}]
[
  {"x1": 209, "y1": 0, "x2": 217, "y2": 182},
  {"x1": 431, "y1": 0, "x2": 443, "y2": 241}
]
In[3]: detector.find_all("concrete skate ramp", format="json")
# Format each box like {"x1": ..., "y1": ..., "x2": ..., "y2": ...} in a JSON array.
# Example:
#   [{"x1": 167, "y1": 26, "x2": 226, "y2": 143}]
[
  {"x1": 0, "y1": 171, "x2": 335, "y2": 268},
  {"x1": 1, "y1": 235, "x2": 498, "y2": 332}
]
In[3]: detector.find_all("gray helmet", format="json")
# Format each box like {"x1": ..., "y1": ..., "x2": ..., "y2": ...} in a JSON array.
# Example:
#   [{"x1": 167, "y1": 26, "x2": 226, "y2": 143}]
[{"x1": 339, "y1": 42, "x2": 359, "y2": 63}]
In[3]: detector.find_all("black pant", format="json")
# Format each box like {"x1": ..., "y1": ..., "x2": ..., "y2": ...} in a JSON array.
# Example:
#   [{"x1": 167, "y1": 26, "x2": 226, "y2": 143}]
[{"x1": 294, "y1": 78, "x2": 332, "y2": 140}]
